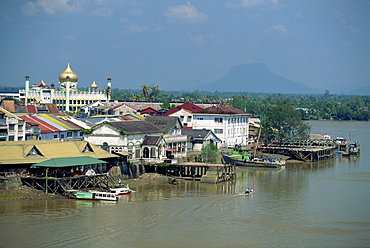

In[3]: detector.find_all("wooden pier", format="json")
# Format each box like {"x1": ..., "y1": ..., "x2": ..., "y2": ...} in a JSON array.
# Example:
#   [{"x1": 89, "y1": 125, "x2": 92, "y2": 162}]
[
  {"x1": 21, "y1": 174, "x2": 117, "y2": 195},
  {"x1": 259, "y1": 140, "x2": 337, "y2": 162},
  {"x1": 146, "y1": 162, "x2": 236, "y2": 183}
]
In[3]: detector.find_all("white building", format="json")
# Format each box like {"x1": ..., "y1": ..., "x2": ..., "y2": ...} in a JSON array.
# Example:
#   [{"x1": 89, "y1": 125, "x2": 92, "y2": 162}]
[
  {"x1": 192, "y1": 105, "x2": 250, "y2": 148},
  {"x1": 19, "y1": 63, "x2": 111, "y2": 112},
  {"x1": 0, "y1": 107, "x2": 26, "y2": 141},
  {"x1": 84, "y1": 120, "x2": 166, "y2": 162}
]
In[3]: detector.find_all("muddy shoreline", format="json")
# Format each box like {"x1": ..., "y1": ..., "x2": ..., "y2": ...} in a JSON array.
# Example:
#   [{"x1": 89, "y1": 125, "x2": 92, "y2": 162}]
[{"x1": 0, "y1": 173, "x2": 169, "y2": 202}]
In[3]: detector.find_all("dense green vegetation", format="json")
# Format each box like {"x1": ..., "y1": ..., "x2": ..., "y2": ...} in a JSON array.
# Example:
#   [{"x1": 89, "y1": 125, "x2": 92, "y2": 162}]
[{"x1": 111, "y1": 87, "x2": 370, "y2": 121}]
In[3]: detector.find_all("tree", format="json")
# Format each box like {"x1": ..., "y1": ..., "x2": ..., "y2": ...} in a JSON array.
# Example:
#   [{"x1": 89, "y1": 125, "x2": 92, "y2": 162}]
[
  {"x1": 140, "y1": 85, "x2": 150, "y2": 100},
  {"x1": 149, "y1": 84, "x2": 160, "y2": 101},
  {"x1": 104, "y1": 86, "x2": 112, "y2": 100},
  {"x1": 201, "y1": 143, "x2": 219, "y2": 164},
  {"x1": 262, "y1": 104, "x2": 311, "y2": 143}
]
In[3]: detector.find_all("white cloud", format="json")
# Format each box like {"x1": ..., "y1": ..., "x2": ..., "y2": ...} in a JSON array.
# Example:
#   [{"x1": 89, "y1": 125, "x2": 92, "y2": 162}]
[
  {"x1": 119, "y1": 18, "x2": 149, "y2": 33},
  {"x1": 21, "y1": 0, "x2": 84, "y2": 16},
  {"x1": 270, "y1": 24, "x2": 288, "y2": 34},
  {"x1": 165, "y1": 2, "x2": 207, "y2": 24}
]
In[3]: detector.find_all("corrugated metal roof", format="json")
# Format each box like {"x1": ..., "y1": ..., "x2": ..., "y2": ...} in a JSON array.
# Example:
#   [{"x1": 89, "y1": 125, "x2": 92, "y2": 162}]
[
  {"x1": 32, "y1": 156, "x2": 108, "y2": 168},
  {"x1": 19, "y1": 116, "x2": 57, "y2": 133},
  {"x1": 36, "y1": 115, "x2": 67, "y2": 131},
  {"x1": 0, "y1": 140, "x2": 118, "y2": 165},
  {"x1": 39, "y1": 114, "x2": 74, "y2": 130},
  {"x1": 195, "y1": 105, "x2": 250, "y2": 115}
]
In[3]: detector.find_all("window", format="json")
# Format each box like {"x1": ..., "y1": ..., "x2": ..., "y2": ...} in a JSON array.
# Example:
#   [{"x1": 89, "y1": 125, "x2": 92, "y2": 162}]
[
  {"x1": 67, "y1": 132, "x2": 72, "y2": 137},
  {"x1": 61, "y1": 134, "x2": 65, "y2": 138},
  {"x1": 54, "y1": 135, "x2": 58, "y2": 139},
  {"x1": 8, "y1": 124, "x2": 15, "y2": 130},
  {"x1": 214, "y1": 129, "x2": 223, "y2": 134},
  {"x1": 187, "y1": 116, "x2": 192, "y2": 121},
  {"x1": 214, "y1": 118, "x2": 223, "y2": 123},
  {"x1": 197, "y1": 117, "x2": 203, "y2": 120},
  {"x1": 8, "y1": 136, "x2": 14, "y2": 141}
]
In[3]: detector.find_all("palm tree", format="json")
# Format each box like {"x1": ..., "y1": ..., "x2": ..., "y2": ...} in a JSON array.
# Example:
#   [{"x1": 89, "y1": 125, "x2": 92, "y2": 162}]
[{"x1": 141, "y1": 85, "x2": 150, "y2": 100}]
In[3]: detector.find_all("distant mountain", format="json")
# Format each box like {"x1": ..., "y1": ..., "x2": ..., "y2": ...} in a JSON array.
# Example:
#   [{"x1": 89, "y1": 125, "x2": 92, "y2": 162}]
[{"x1": 197, "y1": 63, "x2": 319, "y2": 94}]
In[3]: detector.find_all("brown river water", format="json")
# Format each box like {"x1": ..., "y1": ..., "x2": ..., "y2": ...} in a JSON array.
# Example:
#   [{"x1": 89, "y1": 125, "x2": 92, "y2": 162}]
[{"x1": 0, "y1": 121, "x2": 369, "y2": 247}]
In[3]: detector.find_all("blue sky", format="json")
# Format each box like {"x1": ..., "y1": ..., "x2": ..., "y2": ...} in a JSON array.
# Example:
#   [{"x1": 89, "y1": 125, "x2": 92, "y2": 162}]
[{"x1": 0, "y1": 0, "x2": 369, "y2": 92}]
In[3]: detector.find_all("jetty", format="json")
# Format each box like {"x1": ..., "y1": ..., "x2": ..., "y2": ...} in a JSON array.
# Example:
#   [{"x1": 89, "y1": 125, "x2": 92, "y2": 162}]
[
  {"x1": 258, "y1": 139, "x2": 338, "y2": 162},
  {"x1": 145, "y1": 162, "x2": 236, "y2": 183},
  {"x1": 21, "y1": 173, "x2": 117, "y2": 195}
]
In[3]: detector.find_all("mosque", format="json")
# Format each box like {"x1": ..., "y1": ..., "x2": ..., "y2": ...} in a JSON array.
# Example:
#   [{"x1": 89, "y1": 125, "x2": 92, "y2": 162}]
[{"x1": 19, "y1": 63, "x2": 111, "y2": 112}]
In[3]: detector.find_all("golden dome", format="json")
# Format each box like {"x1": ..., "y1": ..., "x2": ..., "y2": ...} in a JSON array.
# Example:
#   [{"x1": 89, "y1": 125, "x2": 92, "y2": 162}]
[
  {"x1": 59, "y1": 62, "x2": 78, "y2": 82},
  {"x1": 90, "y1": 81, "x2": 98, "y2": 89},
  {"x1": 38, "y1": 80, "x2": 46, "y2": 87}
]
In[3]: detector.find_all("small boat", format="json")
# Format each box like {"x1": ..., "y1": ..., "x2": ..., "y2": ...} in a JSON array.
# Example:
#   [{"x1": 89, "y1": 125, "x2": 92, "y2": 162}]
[
  {"x1": 223, "y1": 153, "x2": 285, "y2": 168},
  {"x1": 244, "y1": 190, "x2": 255, "y2": 196},
  {"x1": 72, "y1": 191, "x2": 119, "y2": 201},
  {"x1": 109, "y1": 184, "x2": 132, "y2": 195}
]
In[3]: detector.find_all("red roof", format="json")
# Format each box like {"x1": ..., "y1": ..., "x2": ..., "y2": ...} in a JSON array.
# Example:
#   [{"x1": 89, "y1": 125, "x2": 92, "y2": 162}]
[
  {"x1": 195, "y1": 105, "x2": 250, "y2": 115},
  {"x1": 26, "y1": 105, "x2": 37, "y2": 114},
  {"x1": 166, "y1": 102, "x2": 203, "y2": 116}
]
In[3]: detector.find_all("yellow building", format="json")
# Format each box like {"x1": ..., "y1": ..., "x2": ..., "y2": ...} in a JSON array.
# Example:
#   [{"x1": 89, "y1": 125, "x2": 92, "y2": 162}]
[{"x1": 19, "y1": 63, "x2": 112, "y2": 112}]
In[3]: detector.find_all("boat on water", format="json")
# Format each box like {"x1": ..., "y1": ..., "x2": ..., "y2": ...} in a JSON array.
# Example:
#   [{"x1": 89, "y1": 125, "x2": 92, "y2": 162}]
[
  {"x1": 239, "y1": 190, "x2": 255, "y2": 196},
  {"x1": 109, "y1": 184, "x2": 132, "y2": 195},
  {"x1": 71, "y1": 191, "x2": 119, "y2": 201},
  {"x1": 222, "y1": 150, "x2": 285, "y2": 168}
]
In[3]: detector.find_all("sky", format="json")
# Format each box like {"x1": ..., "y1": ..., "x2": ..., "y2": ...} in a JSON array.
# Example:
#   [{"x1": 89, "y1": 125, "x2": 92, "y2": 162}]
[{"x1": 0, "y1": 0, "x2": 369, "y2": 92}]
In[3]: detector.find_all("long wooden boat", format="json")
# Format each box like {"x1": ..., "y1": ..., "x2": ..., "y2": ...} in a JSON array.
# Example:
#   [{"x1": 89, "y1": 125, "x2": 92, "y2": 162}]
[
  {"x1": 72, "y1": 191, "x2": 119, "y2": 201},
  {"x1": 223, "y1": 154, "x2": 285, "y2": 168}
]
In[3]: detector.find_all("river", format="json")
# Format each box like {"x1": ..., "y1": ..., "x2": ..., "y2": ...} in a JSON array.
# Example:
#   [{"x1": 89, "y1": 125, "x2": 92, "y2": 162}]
[{"x1": 1, "y1": 121, "x2": 369, "y2": 248}]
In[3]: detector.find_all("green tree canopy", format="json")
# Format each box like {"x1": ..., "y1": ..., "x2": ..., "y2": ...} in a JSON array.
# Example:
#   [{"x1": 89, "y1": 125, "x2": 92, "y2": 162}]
[{"x1": 262, "y1": 104, "x2": 311, "y2": 143}]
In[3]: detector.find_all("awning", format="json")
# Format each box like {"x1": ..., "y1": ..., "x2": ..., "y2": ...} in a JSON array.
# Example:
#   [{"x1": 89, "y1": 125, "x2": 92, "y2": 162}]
[
  {"x1": 114, "y1": 151, "x2": 132, "y2": 156},
  {"x1": 31, "y1": 156, "x2": 108, "y2": 168},
  {"x1": 210, "y1": 138, "x2": 219, "y2": 142}
]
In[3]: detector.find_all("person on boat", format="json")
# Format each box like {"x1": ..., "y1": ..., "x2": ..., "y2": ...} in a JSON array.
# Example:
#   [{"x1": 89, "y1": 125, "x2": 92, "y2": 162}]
[
  {"x1": 245, "y1": 188, "x2": 250, "y2": 194},
  {"x1": 250, "y1": 188, "x2": 254, "y2": 193}
]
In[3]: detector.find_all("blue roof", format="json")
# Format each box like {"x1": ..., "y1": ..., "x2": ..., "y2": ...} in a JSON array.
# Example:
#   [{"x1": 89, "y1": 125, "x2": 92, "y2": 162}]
[{"x1": 0, "y1": 90, "x2": 19, "y2": 93}]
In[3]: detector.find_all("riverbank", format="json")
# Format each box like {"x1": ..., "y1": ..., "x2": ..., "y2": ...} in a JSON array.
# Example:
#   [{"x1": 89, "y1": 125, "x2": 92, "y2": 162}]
[{"x1": 0, "y1": 173, "x2": 169, "y2": 202}]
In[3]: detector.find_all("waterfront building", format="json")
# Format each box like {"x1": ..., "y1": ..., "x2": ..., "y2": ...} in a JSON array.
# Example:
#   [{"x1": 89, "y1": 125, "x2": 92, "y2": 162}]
[
  {"x1": 181, "y1": 129, "x2": 222, "y2": 151},
  {"x1": 0, "y1": 139, "x2": 118, "y2": 171},
  {"x1": 19, "y1": 63, "x2": 111, "y2": 112},
  {"x1": 83, "y1": 120, "x2": 166, "y2": 162},
  {"x1": 192, "y1": 105, "x2": 250, "y2": 148},
  {"x1": 145, "y1": 116, "x2": 188, "y2": 159},
  {"x1": 166, "y1": 102, "x2": 204, "y2": 128}
]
